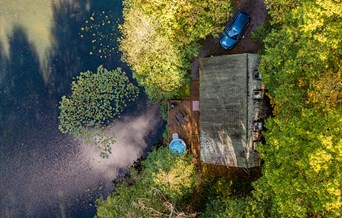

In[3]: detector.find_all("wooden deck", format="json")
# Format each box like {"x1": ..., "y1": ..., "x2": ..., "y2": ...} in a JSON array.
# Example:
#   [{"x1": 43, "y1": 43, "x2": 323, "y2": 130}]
[{"x1": 168, "y1": 80, "x2": 200, "y2": 157}]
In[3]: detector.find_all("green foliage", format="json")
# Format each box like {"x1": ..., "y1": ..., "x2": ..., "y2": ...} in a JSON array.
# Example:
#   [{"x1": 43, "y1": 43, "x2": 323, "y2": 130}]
[
  {"x1": 120, "y1": 0, "x2": 232, "y2": 100},
  {"x1": 58, "y1": 65, "x2": 139, "y2": 139},
  {"x1": 201, "y1": 196, "x2": 276, "y2": 218},
  {"x1": 199, "y1": 174, "x2": 272, "y2": 218},
  {"x1": 251, "y1": 20, "x2": 271, "y2": 45},
  {"x1": 159, "y1": 102, "x2": 168, "y2": 121},
  {"x1": 254, "y1": 110, "x2": 342, "y2": 217},
  {"x1": 201, "y1": 197, "x2": 249, "y2": 218},
  {"x1": 199, "y1": 176, "x2": 232, "y2": 201},
  {"x1": 252, "y1": 0, "x2": 342, "y2": 217},
  {"x1": 162, "y1": 128, "x2": 169, "y2": 142},
  {"x1": 124, "y1": 0, "x2": 231, "y2": 45},
  {"x1": 96, "y1": 146, "x2": 197, "y2": 217},
  {"x1": 145, "y1": 147, "x2": 196, "y2": 202},
  {"x1": 260, "y1": 0, "x2": 341, "y2": 122},
  {"x1": 264, "y1": 0, "x2": 300, "y2": 25}
]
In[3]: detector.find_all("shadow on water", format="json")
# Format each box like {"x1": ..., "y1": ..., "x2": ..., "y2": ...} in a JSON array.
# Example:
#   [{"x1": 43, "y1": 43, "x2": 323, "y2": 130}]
[
  {"x1": 0, "y1": 26, "x2": 49, "y2": 151},
  {"x1": 0, "y1": 0, "x2": 163, "y2": 217}
]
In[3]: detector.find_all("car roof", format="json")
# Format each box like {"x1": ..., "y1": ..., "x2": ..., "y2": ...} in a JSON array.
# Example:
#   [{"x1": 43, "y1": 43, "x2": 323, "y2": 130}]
[{"x1": 231, "y1": 11, "x2": 250, "y2": 32}]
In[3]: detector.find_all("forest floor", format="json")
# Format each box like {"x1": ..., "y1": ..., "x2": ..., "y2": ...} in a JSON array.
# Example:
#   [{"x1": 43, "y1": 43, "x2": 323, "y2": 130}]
[{"x1": 191, "y1": 0, "x2": 268, "y2": 78}]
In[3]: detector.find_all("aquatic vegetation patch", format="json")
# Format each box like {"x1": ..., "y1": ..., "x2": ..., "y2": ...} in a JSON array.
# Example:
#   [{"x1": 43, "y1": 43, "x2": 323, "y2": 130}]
[{"x1": 79, "y1": 11, "x2": 120, "y2": 59}]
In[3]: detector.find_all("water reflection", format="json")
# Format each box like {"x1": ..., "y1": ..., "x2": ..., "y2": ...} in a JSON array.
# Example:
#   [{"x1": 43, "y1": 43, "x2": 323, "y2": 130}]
[
  {"x1": 0, "y1": 26, "x2": 48, "y2": 143},
  {"x1": 0, "y1": 0, "x2": 163, "y2": 217},
  {"x1": 1, "y1": 108, "x2": 161, "y2": 218}
]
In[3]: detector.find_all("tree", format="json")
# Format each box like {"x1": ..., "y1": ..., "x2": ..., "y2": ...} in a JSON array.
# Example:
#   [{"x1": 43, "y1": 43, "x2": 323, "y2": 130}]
[
  {"x1": 260, "y1": 0, "x2": 341, "y2": 116},
  {"x1": 252, "y1": 109, "x2": 342, "y2": 217},
  {"x1": 119, "y1": 0, "x2": 232, "y2": 100},
  {"x1": 119, "y1": 10, "x2": 195, "y2": 100},
  {"x1": 252, "y1": 0, "x2": 342, "y2": 217},
  {"x1": 264, "y1": 0, "x2": 300, "y2": 25},
  {"x1": 58, "y1": 65, "x2": 139, "y2": 139},
  {"x1": 96, "y1": 146, "x2": 197, "y2": 217},
  {"x1": 200, "y1": 197, "x2": 265, "y2": 218},
  {"x1": 140, "y1": 146, "x2": 197, "y2": 202}
]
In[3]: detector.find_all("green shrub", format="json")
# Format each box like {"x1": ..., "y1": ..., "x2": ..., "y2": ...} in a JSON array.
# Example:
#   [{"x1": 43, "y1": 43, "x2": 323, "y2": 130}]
[
  {"x1": 162, "y1": 128, "x2": 169, "y2": 142},
  {"x1": 159, "y1": 102, "x2": 169, "y2": 121},
  {"x1": 251, "y1": 20, "x2": 271, "y2": 45}
]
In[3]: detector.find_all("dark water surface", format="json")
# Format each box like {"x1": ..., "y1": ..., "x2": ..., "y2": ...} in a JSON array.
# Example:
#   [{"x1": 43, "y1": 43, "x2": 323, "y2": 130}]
[{"x1": 0, "y1": 1, "x2": 163, "y2": 217}]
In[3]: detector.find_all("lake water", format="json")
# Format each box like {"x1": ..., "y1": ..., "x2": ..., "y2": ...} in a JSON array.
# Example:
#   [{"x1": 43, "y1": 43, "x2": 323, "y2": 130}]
[{"x1": 0, "y1": 1, "x2": 163, "y2": 217}]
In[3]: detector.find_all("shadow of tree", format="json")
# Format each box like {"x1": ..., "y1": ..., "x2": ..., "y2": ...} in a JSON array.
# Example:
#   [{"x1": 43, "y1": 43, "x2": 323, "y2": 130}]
[{"x1": 0, "y1": 26, "x2": 47, "y2": 140}]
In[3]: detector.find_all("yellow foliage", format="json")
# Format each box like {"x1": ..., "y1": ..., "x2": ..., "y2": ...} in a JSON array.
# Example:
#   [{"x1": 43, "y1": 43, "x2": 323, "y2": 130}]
[
  {"x1": 153, "y1": 157, "x2": 196, "y2": 198},
  {"x1": 307, "y1": 69, "x2": 342, "y2": 112},
  {"x1": 119, "y1": 0, "x2": 231, "y2": 99},
  {"x1": 309, "y1": 149, "x2": 332, "y2": 173},
  {"x1": 308, "y1": 135, "x2": 341, "y2": 174}
]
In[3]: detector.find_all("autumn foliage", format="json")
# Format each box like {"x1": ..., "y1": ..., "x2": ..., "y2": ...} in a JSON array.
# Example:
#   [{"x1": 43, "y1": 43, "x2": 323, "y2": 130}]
[
  {"x1": 253, "y1": 0, "x2": 342, "y2": 217},
  {"x1": 119, "y1": 0, "x2": 232, "y2": 100}
]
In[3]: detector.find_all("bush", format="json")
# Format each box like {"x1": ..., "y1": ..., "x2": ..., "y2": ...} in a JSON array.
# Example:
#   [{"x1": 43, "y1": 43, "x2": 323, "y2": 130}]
[
  {"x1": 159, "y1": 102, "x2": 169, "y2": 121},
  {"x1": 251, "y1": 20, "x2": 271, "y2": 45}
]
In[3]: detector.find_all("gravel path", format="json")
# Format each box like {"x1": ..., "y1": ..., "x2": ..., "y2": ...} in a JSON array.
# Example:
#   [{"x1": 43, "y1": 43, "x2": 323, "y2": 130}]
[{"x1": 192, "y1": 0, "x2": 268, "y2": 79}]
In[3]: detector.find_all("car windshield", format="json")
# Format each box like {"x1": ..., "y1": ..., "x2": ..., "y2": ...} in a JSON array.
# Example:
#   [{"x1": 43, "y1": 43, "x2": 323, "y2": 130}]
[{"x1": 227, "y1": 28, "x2": 240, "y2": 40}]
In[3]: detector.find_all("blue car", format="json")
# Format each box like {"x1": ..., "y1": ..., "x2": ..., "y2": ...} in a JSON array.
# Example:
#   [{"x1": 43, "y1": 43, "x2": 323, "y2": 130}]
[{"x1": 220, "y1": 11, "x2": 251, "y2": 49}]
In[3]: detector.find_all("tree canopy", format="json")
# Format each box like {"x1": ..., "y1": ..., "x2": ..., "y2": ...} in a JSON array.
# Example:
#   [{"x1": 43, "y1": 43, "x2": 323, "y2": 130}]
[
  {"x1": 250, "y1": 0, "x2": 342, "y2": 217},
  {"x1": 58, "y1": 65, "x2": 139, "y2": 139},
  {"x1": 95, "y1": 146, "x2": 197, "y2": 217},
  {"x1": 119, "y1": 0, "x2": 231, "y2": 100}
]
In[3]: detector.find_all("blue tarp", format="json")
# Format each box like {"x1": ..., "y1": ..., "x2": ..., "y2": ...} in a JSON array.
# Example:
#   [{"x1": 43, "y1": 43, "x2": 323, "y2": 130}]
[{"x1": 169, "y1": 139, "x2": 186, "y2": 154}]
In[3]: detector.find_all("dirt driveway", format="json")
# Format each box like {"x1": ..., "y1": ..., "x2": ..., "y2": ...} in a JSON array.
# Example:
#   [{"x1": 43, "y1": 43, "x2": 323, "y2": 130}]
[{"x1": 192, "y1": 0, "x2": 268, "y2": 78}]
